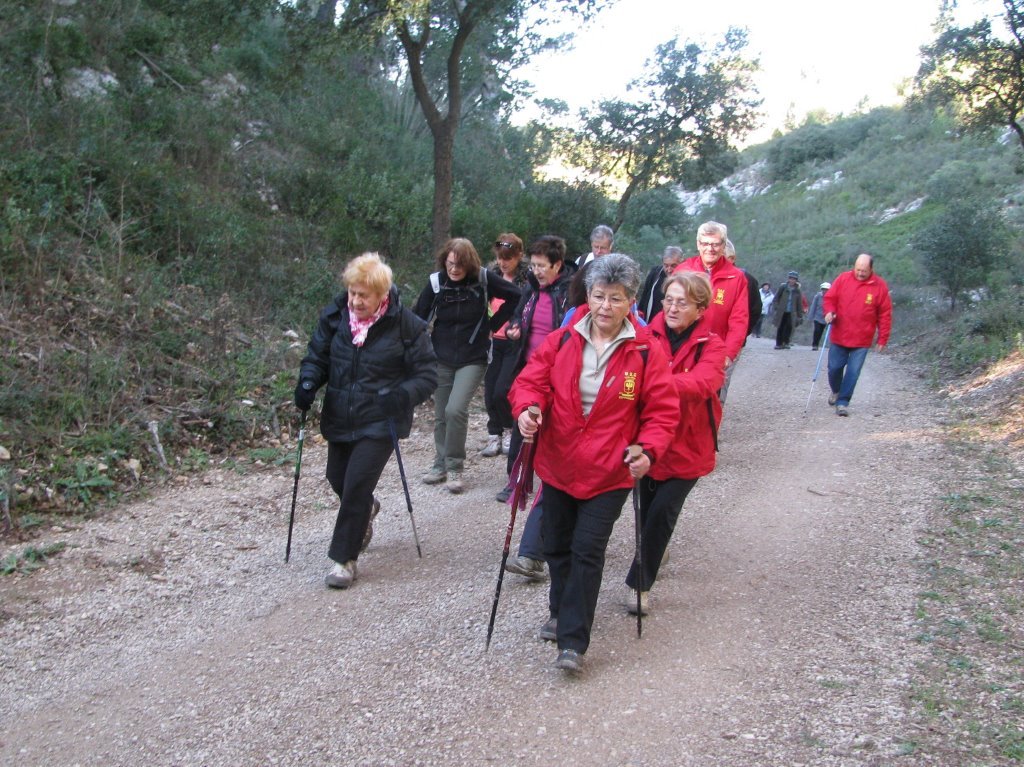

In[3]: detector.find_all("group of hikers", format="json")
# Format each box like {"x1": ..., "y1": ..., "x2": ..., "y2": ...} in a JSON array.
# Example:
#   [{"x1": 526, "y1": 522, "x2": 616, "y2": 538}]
[{"x1": 292, "y1": 220, "x2": 893, "y2": 674}]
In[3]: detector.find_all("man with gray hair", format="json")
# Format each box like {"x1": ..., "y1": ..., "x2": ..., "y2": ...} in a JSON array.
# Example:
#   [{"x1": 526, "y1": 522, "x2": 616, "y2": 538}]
[
  {"x1": 672, "y1": 221, "x2": 749, "y2": 372},
  {"x1": 575, "y1": 224, "x2": 615, "y2": 267},
  {"x1": 638, "y1": 245, "x2": 684, "y2": 322}
]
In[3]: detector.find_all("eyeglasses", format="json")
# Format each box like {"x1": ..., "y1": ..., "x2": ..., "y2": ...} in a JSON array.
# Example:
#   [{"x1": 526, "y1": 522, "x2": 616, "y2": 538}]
[
  {"x1": 495, "y1": 241, "x2": 514, "y2": 249},
  {"x1": 529, "y1": 262, "x2": 552, "y2": 272},
  {"x1": 589, "y1": 293, "x2": 629, "y2": 308},
  {"x1": 697, "y1": 240, "x2": 723, "y2": 250},
  {"x1": 662, "y1": 298, "x2": 693, "y2": 309},
  {"x1": 445, "y1": 260, "x2": 463, "y2": 270}
]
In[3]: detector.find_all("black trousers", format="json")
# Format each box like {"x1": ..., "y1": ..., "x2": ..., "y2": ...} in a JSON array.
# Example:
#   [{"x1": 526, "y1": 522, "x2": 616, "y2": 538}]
[
  {"x1": 483, "y1": 338, "x2": 519, "y2": 436},
  {"x1": 325, "y1": 437, "x2": 393, "y2": 564},
  {"x1": 776, "y1": 312, "x2": 794, "y2": 347},
  {"x1": 542, "y1": 484, "x2": 630, "y2": 654},
  {"x1": 812, "y1": 321, "x2": 827, "y2": 349},
  {"x1": 625, "y1": 476, "x2": 699, "y2": 591}
]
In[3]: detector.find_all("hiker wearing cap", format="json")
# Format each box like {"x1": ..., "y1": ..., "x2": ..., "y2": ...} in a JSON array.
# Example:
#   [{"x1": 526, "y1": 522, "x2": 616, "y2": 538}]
[
  {"x1": 772, "y1": 271, "x2": 805, "y2": 349},
  {"x1": 823, "y1": 253, "x2": 892, "y2": 416},
  {"x1": 808, "y1": 281, "x2": 831, "y2": 350}
]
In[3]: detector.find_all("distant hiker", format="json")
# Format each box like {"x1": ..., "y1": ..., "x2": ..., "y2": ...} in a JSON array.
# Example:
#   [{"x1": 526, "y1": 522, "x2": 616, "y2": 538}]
[
  {"x1": 772, "y1": 271, "x2": 804, "y2": 349},
  {"x1": 413, "y1": 238, "x2": 521, "y2": 494},
  {"x1": 823, "y1": 253, "x2": 892, "y2": 416},
  {"x1": 498, "y1": 236, "x2": 576, "y2": 581},
  {"x1": 755, "y1": 282, "x2": 773, "y2": 338},
  {"x1": 672, "y1": 221, "x2": 749, "y2": 377},
  {"x1": 567, "y1": 224, "x2": 615, "y2": 308},
  {"x1": 509, "y1": 255, "x2": 677, "y2": 674},
  {"x1": 574, "y1": 224, "x2": 615, "y2": 268},
  {"x1": 625, "y1": 270, "x2": 725, "y2": 616},
  {"x1": 637, "y1": 245, "x2": 684, "y2": 322},
  {"x1": 808, "y1": 282, "x2": 830, "y2": 350},
  {"x1": 295, "y1": 253, "x2": 438, "y2": 589},
  {"x1": 481, "y1": 233, "x2": 530, "y2": 459}
]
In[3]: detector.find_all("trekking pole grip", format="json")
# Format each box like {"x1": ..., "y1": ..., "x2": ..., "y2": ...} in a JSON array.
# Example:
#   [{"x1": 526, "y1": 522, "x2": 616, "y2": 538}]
[{"x1": 523, "y1": 405, "x2": 541, "y2": 444}]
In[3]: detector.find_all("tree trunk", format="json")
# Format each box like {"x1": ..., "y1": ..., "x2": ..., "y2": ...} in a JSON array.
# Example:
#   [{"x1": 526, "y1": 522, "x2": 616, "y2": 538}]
[
  {"x1": 315, "y1": 0, "x2": 337, "y2": 25},
  {"x1": 431, "y1": 127, "x2": 456, "y2": 253}
]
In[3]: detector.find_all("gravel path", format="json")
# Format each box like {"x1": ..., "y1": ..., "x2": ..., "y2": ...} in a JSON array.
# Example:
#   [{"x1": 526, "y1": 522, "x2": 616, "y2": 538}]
[{"x1": 1, "y1": 336, "x2": 947, "y2": 765}]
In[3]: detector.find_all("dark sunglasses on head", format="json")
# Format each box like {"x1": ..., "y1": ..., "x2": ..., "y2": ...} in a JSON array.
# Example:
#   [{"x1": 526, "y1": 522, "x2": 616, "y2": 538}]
[{"x1": 495, "y1": 241, "x2": 515, "y2": 249}]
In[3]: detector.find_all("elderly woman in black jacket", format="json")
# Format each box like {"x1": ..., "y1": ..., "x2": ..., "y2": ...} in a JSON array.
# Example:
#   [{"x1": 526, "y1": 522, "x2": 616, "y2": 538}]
[
  {"x1": 413, "y1": 238, "x2": 521, "y2": 494},
  {"x1": 295, "y1": 253, "x2": 438, "y2": 589}
]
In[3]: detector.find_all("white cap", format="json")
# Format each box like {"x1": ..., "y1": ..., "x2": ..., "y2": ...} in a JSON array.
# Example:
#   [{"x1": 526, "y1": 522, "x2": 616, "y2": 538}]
[{"x1": 820, "y1": 282, "x2": 831, "y2": 290}]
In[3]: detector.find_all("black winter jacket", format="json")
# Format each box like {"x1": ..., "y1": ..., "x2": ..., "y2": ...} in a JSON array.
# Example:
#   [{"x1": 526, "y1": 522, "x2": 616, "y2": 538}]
[
  {"x1": 508, "y1": 261, "x2": 577, "y2": 370},
  {"x1": 298, "y1": 286, "x2": 438, "y2": 442},
  {"x1": 412, "y1": 269, "x2": 521, "y2": 367}
]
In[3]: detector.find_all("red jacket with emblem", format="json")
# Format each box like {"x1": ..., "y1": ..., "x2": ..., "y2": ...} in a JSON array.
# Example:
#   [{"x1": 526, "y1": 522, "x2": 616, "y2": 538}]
[
  {"x1": 508, "y1": 312, "x2": 678, "y2": 498},
  {"x1": 822, "y1": 270, "x2": 892, "y2": 348},
  {"x1": 647, "y1": 314, "x2": 726, "y2": 480},
  {"x1": 673, "y1": 255, "x2": 749, "y2": 362}
]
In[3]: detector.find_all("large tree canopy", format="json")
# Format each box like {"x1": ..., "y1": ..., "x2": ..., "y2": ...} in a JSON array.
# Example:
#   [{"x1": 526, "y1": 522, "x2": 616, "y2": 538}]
[
  {"x1": 333, "y1": 0, "x2": 610, "y2": 253},
  {"x1": 916, "y1": 0, "x2": 1024, "y2": 151},
  {"x1": 566, "y1": 28, "x2": 760, "y2": 232}
]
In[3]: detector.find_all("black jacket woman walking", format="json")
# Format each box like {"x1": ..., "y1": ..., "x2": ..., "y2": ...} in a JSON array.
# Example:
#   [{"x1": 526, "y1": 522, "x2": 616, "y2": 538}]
[
  {"x1": 413, "y1": 238, "x2": 521, "y2": 494},
  {"x1": 295, "y1": 253, "x2": 438, "y2": 589}
]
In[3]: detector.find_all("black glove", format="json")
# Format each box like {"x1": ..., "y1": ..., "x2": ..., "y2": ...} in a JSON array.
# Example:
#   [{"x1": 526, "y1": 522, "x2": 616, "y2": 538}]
[
  {"x1": 377, "y1": 387, "x2": 409, "y2": 414},
  {"x1": 294, "y1": 379, "x2": 317, "y2": 411}
]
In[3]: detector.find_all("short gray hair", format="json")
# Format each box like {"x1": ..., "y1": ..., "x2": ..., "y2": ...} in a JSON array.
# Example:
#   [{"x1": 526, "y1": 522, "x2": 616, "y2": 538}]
[
  {"x1": 590, "y1": 224, "x2": 614, "y2": 244},
  {"x1": 584, "y1": 253, "x2": 642, "y2": 298},
  {"x1": 663, "y1": 245, "x2": 684, "y2": 261},
  {"x1": 725, "y1": 239, "x2": 736, "y2": 258},
  {"x1": 696, "y1": 221, "x2": 728, "y2": 244}
]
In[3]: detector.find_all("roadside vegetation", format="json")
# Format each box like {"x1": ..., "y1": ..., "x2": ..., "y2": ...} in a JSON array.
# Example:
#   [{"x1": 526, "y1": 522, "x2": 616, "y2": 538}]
[{"x1": 0, "y1": 0, "x2": 1022, "y2": 540}]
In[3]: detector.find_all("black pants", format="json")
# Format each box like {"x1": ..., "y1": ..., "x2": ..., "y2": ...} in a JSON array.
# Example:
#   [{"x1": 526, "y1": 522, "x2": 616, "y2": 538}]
[
  {"x1": 812, "y1": 321, "x2": 826, "y2": 349},
  {"x1": 625, "y1": 476, "x2": 699, "y2": 591},
  {"x1": 325, "y1": 437, "x2": 393, "y2": 564},
  {"x1": 776, "y1": 312, "x2": 794, "y2": 347},
  {"x1": 542, "y1": 484, "x2": 630, "y2": 654},
  {"x1": 753, "y1": 314, "x2": 766, "y2": 338},
  {"x1": 483, "y1": 338, "x2": 519, "y2": 436}
]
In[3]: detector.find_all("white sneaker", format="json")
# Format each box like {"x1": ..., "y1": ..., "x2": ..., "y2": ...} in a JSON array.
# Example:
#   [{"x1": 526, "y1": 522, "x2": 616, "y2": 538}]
[
  {"x1": 624, "y1": 588, "x2": 649, "y2": 616},
  {"x1": 481, "y1": 434, "x2": 501, "y2": 457},
  {"x1": 446, "y1": 472, "x2": 464, "y2": 494},
  {"x1": 325, "y1": 560, "x2": 357, "y2": 589},
  {"x1": 501, "y1": 432, "x2": 511, "y2": 454}
]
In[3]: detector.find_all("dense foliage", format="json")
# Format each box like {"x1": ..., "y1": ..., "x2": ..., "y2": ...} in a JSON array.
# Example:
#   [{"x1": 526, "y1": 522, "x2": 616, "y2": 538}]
[{"x1": 0, "y1": 0, "x2": 1022, "y2": 525}]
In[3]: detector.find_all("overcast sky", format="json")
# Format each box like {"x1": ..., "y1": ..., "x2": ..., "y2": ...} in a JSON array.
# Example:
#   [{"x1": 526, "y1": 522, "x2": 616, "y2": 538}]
[{"x1": 516, "y1": 0, "x2": 1006, "y2": 142}]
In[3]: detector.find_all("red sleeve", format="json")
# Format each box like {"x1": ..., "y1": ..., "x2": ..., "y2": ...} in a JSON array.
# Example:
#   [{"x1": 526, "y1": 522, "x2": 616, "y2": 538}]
[
  {"x1": 508, "y1": 328, "x2": 561, "y2": 418},
  {"x1": 723, "y1": 286, "x2": 748, "y2": 360},
  {"x1": 675, "y1": 335, "x2": 727, "y2": 402},
  {"x1": 876, "y1": 282, "x2": 892, "y2": 346}
]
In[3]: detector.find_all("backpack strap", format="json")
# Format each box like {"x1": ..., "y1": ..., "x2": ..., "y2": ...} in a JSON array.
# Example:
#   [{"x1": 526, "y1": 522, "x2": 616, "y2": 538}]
[{"x1": 467, "y1": 268, "x2": 489, "y2": 345}]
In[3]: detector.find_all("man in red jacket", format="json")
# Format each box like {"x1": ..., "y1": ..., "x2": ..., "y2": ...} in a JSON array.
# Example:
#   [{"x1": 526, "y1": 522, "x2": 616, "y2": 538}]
[
  {"x1": 673, "y1": 221, "x2": 749, "y2": 373},
  {"x1": 823, "y1": 253, "x2": 892, "y2": 416}
]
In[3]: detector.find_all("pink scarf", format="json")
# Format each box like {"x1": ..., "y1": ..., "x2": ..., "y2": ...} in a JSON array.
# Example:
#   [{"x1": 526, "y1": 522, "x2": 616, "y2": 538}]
[{"x1": 349, "y1": 293, "x2": 390, "y2": 347}]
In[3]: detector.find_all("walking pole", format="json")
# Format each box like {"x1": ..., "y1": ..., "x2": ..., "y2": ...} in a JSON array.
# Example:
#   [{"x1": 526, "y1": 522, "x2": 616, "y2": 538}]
[
  {"x1": 804, "y1": 324, "x2": 832, "y2": 414},
  {"x1": 387, "y1": 417, "x2": 422, "y2": 558},
  {"x1": 485, "y1": 406, "x2": 540, "y2": 651},
  {"x1": 285, "y1": 409, "x2": 307, "y2": 563},
  {"x1": 625, "y1": 444, "x2": 645, "y2": 638}
]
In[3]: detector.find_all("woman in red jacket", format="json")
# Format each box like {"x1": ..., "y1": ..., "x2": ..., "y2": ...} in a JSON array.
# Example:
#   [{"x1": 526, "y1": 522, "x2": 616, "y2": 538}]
[
  {"x1": 510, "y1": 254, "x2": 678, "y2": 674},
  {"x1": 625, "y1": 270, "x2": 726, "y2": 615}
]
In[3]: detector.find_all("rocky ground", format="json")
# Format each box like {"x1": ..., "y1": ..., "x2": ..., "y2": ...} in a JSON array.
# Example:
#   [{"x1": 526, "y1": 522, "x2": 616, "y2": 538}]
[{"x1": 1, "y1": 336, "x2": 1020, "y2": 766}]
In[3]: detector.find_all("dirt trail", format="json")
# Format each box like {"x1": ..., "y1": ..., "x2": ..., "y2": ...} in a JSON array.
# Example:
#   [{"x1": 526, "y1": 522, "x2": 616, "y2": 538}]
[{"x1": 1, "y1": 336, "x2": 948, "y2": 765}]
